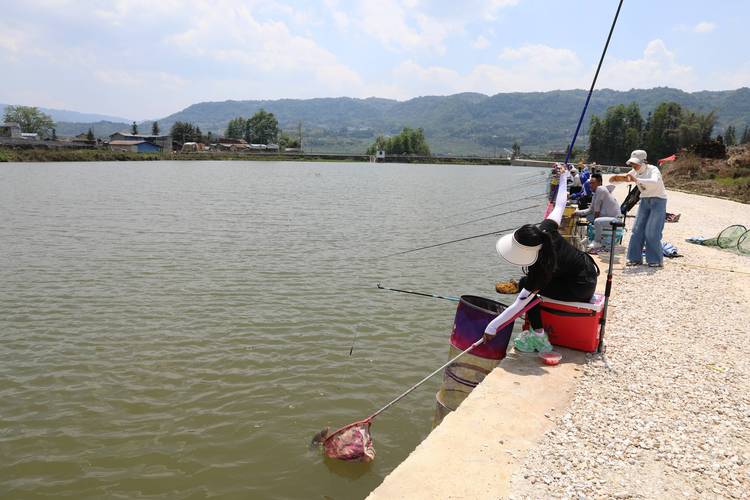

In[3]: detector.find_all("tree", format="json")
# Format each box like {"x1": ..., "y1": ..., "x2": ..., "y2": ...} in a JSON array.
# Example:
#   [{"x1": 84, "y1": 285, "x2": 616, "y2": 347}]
[
  {"x1": 587, "y1": 103, "x2": 644, "y2": 164},
  {"x1": 225, "y1": 117, "x2": 247, "y2": 139},
  {"x1": 587, "y1": 115, "x2": 605, "y2": 163},
  {"x1": 51, "y1": 128, "x2": 57, "y2": 141},
  {"x1": 245, "y1": 109, "x2": 279, "y2": 144},
  {"x1": 131, "y1": 121, "x2": 138, "y2": 134},
  {"x1": 195, "y1": 126, "x2": 203, "y2": 144},
  {"x1": 724, "y1": 125, "x2": 736, "y2": 146},
  {"x1": 170, "y1": 121, "x2": 198, "y2": 143},
  {"x1": 2, "y1": 105, "x2": 54, "y2": 137},
  {"x1": 511, "y1": 141, "x2": 521, "y2": 158},
  {"x1": 645, "y1": 102, "x2": 682, "y2": 160},
  {"x1": 366, "y1": 127, "x2": 431, "y2": 156},
  {"x1": 279, "y1": 132, "x2": 301, "y2": 149},
  {"x1": 86, "y1": 128, "x2": 95, "y2": 141},
  {"x1": 152, "y1": 122, "x2": 160, "y2": 135},
  {"x1": 741, "y1": 126, "x2": 750, "y2": 144}
]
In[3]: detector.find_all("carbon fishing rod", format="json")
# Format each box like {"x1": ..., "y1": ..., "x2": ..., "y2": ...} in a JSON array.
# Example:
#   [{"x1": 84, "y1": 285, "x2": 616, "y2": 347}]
[
  {"x1": 561, "y1": 0, "x2": 624, "y2": 164},
  {"x1": 437, "y1": 203, "x2": 543, "y2": 231},
  {"x1": 381, "y1": 225, "x2": 518, "y2": 258},
  {"x1": 376, "y1": 283, "x2": 460, "y2": 303}
]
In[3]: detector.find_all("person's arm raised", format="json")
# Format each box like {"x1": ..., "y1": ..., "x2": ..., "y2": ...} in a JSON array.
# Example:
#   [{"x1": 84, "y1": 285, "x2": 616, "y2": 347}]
[{"x1": 546, "y1": 165, "x2": 570, "y2": 225}]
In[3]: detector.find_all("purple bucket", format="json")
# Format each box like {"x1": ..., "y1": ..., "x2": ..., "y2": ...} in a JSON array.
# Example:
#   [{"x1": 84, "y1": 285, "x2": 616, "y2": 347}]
[{"x1": 450, "y1": 295, "x2": 514, "y2": 360}]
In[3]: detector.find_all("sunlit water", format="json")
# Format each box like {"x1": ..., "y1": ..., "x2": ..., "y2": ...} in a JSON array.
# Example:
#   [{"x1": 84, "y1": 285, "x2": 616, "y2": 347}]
[{"x1": 0, "y1": 161, "x2": 547, "y2": 499}]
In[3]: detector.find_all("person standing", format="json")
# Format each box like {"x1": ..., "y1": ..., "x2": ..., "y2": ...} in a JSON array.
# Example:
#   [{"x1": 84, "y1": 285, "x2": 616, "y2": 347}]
[
  {"x1": 610, "y1": 150, "x2": 667, "y2": 267},
  {"x1": 574, "y1": 173, "x2": 621, "y2": 252}
]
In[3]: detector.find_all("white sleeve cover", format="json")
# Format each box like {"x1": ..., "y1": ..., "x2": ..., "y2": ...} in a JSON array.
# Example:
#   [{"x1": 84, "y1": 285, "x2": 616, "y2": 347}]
[
  {"x1": 483, "y1": 288, "x2": 537, "y2": 335},
  {"x1": 546, "y1": 170, "x2": 570, "y2": 225}
]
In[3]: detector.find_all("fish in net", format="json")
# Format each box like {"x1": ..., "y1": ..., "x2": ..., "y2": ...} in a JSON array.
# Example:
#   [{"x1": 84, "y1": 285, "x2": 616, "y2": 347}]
[{"x1": 316, "y1": 420, "x2": 375, "y2": 462}]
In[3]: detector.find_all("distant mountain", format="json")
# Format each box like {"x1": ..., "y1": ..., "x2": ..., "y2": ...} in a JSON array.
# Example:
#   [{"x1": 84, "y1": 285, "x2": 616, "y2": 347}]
[
  {"x1": 7, "y1": 88, "x2": 749, "y2": 154},
  {"x1": 52, "y1": 120, "x2": 132, "y2": 138},
  {"x1": 1, "y1": 103, "x2": 130, "y2": 124},
  {"x1": 150, "y1": 88, "x2": 750, "y2": 154}
]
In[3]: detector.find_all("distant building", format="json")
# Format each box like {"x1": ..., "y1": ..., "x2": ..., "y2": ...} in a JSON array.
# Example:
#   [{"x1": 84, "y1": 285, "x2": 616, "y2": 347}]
[
  {"x1": 0, "y1": 122, "x2": 22, "y2": 138},
  {"x1": 109, "y1": 131, "x2": 172, "y2": 152},
  {"x1": 20, "y1": 132, "x2": 39, "y2": 140},
  {"x1": 109, "y1": 140, "x2": 162, "y2": 153}
]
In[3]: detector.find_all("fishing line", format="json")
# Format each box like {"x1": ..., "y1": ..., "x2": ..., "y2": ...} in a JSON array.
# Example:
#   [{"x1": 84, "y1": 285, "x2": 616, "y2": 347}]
[
  {"x1": 380, "y1": 225, "x2": 518, "y2": 258},
  {"x1": 449, "y1": 192, "x2": 547, "y2": 219},
  {"x1": 436, "y1": 203, "x2": 543, "y2": 231}
]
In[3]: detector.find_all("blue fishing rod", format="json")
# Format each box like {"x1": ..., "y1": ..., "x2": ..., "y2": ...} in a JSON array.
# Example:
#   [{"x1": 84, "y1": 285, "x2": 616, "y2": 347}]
[{"x1": 562, "y1": 0, "x2": 624, "y2": 165}]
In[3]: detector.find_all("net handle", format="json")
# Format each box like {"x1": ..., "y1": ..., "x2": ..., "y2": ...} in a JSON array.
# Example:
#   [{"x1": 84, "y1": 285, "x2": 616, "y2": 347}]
[{"x1": 364, "y1": 296, "x2": 541, "y2": 422}]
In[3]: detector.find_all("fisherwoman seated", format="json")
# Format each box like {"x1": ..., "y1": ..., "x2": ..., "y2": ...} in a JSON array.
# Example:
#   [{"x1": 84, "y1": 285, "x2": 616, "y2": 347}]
[{"x1": 484, "y1": 164, "x2": 600, "y2": 352}]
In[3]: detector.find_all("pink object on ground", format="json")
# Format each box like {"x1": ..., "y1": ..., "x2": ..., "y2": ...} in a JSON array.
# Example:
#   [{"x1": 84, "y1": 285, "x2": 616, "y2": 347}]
[{"x1": 539, "y1": 351, "x2": 562, "y2": 365}]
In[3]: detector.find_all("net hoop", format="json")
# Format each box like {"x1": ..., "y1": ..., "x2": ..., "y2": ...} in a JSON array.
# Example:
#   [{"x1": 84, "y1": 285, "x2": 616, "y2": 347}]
[{"x1": 717, "y1": 224, "x2": 747, "y2": 249}]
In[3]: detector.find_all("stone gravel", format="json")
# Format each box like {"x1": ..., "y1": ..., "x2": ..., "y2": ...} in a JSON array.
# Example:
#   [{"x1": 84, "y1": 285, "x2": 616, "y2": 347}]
[{"x1": 508, "y1": 188, "x2": 750, "y2": 499}]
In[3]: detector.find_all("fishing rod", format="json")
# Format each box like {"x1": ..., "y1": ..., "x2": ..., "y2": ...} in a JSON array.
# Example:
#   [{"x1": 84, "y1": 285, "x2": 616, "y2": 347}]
[
  {"x1": 381, "y1": 225, "x2": 518, "y2": 258},
  {"x1": 562, "y1": 0, "x2": 624, "y2": 164},
  {"x1": 376, "y1": 283, "x2": 460, "y2": 303},
  {"x1": 436, "y1": 203, "x2": 541, "y2": 231},
  {"x1": 377, "y1": 283, "x2": 510, "y2": 308}
]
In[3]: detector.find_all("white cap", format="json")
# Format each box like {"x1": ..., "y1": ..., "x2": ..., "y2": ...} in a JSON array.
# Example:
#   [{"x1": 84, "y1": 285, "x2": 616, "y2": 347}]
[
  {"x1": 496, "y1": 233, "x2": 542, "y2": 267},
  {"x1": 627, "y1": 149, "x2": 647, "y2": 166}
]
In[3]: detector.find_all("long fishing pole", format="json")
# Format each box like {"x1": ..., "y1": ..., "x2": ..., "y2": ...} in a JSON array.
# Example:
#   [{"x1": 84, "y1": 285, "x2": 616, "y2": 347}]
[
  {"x1": 381, "y1": 225, "x2": 518, "y2": 258},
  {"x1": 562, "y1": 0, "x2": 624, "y2": 164},
  {"x1": 437, "y1": 203, "x2": 541, "y2": 231},
  {"x1": 377, "y1": 283, "x2": 460, "y2": 302}
]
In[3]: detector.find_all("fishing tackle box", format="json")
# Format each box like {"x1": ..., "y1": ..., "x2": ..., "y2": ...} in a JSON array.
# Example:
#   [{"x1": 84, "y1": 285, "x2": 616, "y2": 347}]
[{"x1": 537, "y1": 293, "x2": 605, "y2": 352}]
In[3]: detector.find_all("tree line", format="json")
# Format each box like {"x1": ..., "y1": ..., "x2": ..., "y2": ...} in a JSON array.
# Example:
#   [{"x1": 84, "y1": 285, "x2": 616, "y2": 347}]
[
  {"x1": 588, "y1": 101, "x2": 749, "y2": 164},
  {"x1": 366, "y1": 127, "x2": 431, "y2": 156}
]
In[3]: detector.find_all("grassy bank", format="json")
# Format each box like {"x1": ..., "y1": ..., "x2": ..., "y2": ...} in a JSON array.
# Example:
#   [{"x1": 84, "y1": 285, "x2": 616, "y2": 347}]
[{"x1": 662, "y1": 145, "x2": 750, "y2": 204}]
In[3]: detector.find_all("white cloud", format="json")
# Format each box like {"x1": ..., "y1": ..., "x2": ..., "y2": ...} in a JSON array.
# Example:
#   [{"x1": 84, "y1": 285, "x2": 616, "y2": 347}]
[
  {"x1": 483, "y1": 0, "x2": 520, "y2": 20},
  {"x1": 357, "y1": 0, "x2": 461, "y2": 54},
  {"x1": 165, "y1": 3, "x2": 365, "y2": 94},
  {"x1": 472, "y1": 35, "x2": 490, "y2": 49},
  {"x1": 693, "y1": 21, "x2": 716, "y2": 33},
  {"x1": 388, "y1": 43, "x2": 585, "y2": 97},
  {"x1": 499, "y1": 44, "x2": 581, "y2": 73},
  {"x1": 597, "y1": 39, "x2": 694, "y2": 90}
]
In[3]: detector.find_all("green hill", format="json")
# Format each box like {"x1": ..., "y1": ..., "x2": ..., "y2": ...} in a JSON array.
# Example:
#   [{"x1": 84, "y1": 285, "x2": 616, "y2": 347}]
[{"x1": 41, "y1": 87, "x2": 750, "y2": 155}]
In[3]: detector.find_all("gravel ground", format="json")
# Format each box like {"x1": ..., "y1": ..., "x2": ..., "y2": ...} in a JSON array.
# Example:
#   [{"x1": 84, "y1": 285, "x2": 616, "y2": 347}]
[{"x1": 508, "y1": 187, "x2": 750, "y2": 499}]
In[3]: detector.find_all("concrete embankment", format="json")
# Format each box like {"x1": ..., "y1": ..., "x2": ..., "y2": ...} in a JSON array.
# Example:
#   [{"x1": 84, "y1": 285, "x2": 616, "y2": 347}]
[{"x1": 368, "y1": 184, "x2": 750, "y2": 499}]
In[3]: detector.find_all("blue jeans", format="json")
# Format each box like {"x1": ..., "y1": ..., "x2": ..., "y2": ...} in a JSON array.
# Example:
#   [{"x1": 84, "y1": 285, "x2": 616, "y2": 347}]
[{"x1": 627, "y1": 197, "x2": 667, "y2": 265}]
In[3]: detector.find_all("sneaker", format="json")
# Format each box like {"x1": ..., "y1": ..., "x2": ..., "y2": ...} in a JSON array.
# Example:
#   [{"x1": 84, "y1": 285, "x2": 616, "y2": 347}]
[
  {"x1": 533, "y1": 330, "x2": 554, "y2": 353},
  {"x1": 626, "y1": 261, "x2": 642, "y2": 266},
  {"x1": 648, "y1": 263, "x2": 663, "y2": 268}
]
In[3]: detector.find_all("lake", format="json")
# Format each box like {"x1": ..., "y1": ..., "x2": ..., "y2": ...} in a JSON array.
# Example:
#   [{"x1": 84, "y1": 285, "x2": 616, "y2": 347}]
[{"x1": 0, "y1": 160, "x2": 547, "y2": 499}]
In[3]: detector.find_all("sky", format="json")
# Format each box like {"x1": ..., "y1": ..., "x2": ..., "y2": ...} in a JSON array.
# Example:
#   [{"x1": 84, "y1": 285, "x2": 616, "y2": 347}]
[{"x1": 1, "y1": 0, "x2": 748, "y2": 121}]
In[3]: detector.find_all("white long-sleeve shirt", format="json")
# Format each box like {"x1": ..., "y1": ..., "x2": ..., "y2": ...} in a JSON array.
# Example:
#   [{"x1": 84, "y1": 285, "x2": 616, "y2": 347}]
[{"x1": 628, "y1": 163, "x2": 667, "y2": 199}]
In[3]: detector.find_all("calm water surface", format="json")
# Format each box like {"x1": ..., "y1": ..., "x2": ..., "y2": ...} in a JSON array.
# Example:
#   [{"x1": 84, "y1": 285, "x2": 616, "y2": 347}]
[{"x1": 0, "y1": 161, "x2": 547, "y2": 499}]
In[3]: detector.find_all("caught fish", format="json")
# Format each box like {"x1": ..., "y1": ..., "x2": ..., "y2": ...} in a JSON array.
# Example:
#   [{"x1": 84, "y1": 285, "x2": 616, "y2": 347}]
[{"x1": 310, "y1": 427, "x2": 330, "y2": 450}]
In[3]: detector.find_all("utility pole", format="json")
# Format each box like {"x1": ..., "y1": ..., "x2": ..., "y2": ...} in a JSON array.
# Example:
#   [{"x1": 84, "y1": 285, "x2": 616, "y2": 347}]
[{"x1": 298, "y1": 121, "x2": 303, "y2": 150}]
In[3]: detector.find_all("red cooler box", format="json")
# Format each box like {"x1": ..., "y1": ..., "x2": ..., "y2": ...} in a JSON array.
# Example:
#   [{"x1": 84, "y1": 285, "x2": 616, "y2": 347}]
[{"x1": 539, "y1": 294, "x2": 604, "y2": 352}]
